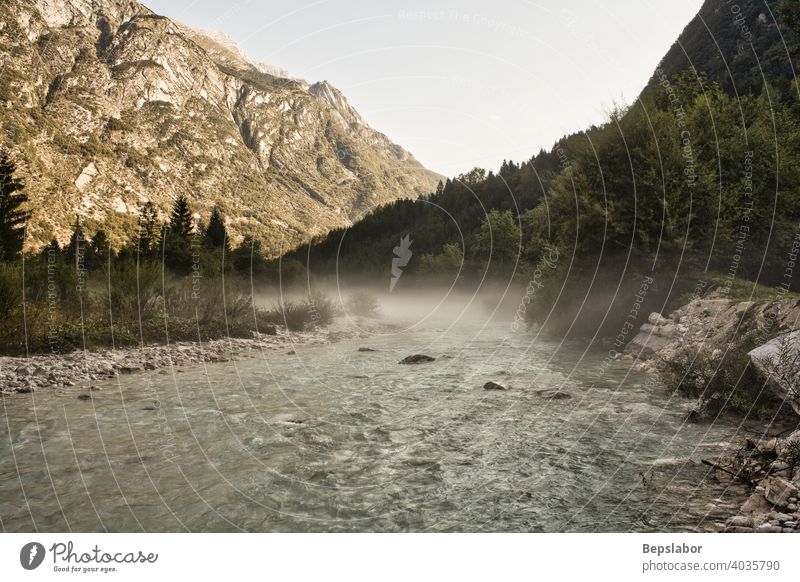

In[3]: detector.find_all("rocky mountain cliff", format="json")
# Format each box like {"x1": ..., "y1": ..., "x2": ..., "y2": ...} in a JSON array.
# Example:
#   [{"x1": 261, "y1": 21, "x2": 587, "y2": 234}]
[{"x1": 0, "y1": 0, "x2": 441, "y2": 254}]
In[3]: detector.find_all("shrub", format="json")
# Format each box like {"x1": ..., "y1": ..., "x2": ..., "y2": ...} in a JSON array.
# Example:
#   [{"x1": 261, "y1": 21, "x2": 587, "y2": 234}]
[
  {"x1": 263, "y1": 300, "x2": 311, "y2": 331},
  {"x1": 658, "y1": 332, "x2": 778, "y2": 418},
  {"x1": 304, "y1": 292, "x2": 338, "y2": 327},
  {"x1": 784, "y1": 440, "x2": 800, "y2": 470},
  {"x1": 759, "y1": 334, "x2": 800, "y2": 399},
  {"x1": 105, "y1": 258, "x2": 164, "y2": 320},
  {"x1": 346, "y1": 290, "x2": 381, "y2": 318}
]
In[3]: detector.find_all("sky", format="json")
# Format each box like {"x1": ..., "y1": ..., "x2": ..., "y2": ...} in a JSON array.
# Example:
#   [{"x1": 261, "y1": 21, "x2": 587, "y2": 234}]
[{"x1": 143, "y1": 0, "x2": 705, "y2": 177}]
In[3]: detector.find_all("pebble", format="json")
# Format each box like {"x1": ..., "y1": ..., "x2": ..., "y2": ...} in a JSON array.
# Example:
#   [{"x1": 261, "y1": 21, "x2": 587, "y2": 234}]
[{"x1": 727, "y1": 515, "x2": 752, "y2": 527}]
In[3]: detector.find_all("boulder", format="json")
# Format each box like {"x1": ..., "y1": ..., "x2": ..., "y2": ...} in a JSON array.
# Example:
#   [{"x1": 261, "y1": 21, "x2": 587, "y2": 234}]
[
  {"x1": 648, "y1": 312, "x2": 671, "y2": 326},
  {"x1": 537, "y1": 389, "x2": 571, "y2": 400},
  {"x1": 483, "y1": 381, "x2": 508, "y2": 391},
  {"x1": 399, "y1": 354, "x2": 436, "y2": 364},
  {"x1": 623, "y1": 320, "x2": 676, "y2": 360},
  {"x1": 748, "y1": 330, "x2": 800, "y2": 415},
  {"x1": 740, "y1": 492, "x2": 771, "y2": 515},
  {"x1": 763, "y1": 476, "x2": 799, "y2": 507}
]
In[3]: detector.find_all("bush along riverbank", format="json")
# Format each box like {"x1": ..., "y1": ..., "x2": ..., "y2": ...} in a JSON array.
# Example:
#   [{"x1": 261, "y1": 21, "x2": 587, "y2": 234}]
[{"x1": 622, "y1": 290, "x2": 800, "y2": 532}]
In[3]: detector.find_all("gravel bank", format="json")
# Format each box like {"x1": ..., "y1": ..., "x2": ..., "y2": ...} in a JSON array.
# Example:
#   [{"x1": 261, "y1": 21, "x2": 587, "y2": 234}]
[{"x1": 0, "y1": 318, "x2": 391, "y2": 395}]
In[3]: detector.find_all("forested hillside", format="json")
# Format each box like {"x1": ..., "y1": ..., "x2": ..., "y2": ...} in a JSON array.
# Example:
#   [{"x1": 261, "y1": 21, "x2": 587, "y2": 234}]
[{"x1": 278, "y1": 0, "x2": 800, "y2": 337}]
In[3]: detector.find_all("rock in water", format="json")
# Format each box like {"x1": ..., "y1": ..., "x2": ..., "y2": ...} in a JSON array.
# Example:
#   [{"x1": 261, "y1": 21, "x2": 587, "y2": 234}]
[
  {"x1": 358, "y1": 347, "x2": 377, "y2": 352},
  {"x1": 537, "y1": 389, "x2": 571, "y2": 400},
  {"x1": 399, "y1": 355, "x2": 436, "y2": 364},
  {"x1": 483, "y1": 381, "x2": 508, "y2": 391}
]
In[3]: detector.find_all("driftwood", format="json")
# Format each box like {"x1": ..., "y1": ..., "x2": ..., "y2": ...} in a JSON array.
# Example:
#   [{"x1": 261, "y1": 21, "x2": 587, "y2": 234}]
[{"x1": 701, "y1": 458, "x2": 755, "y2": 485}]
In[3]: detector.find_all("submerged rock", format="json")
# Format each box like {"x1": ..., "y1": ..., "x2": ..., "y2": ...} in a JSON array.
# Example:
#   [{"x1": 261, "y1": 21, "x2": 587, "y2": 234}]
[
  {"x1": 399, "y1": 354, "x2": 436, "y2": 364},
  {"x1": 483, "y1": 381, "x2": 508, "y2": 391},
  {"x1": 358, "y1": 347, "x2": 377, "y2": 352},
  {"x1": 537, "y1": 389, "x2": 571, "y2": 400}
]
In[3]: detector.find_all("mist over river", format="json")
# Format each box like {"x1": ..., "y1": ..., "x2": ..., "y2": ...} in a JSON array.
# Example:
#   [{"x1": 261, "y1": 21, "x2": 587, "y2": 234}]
[{"x1": 0, "y1": 293, "x2": 750, "y2": 532}]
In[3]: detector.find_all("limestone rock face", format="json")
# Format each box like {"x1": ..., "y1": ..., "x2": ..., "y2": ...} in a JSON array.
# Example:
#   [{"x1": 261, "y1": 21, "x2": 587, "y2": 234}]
[{"x1": 0, "y1": 0, "x2": 441, "y2": 254}]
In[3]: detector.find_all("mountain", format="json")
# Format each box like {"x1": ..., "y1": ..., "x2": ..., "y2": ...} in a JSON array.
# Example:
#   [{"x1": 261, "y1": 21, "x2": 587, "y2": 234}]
[
  {"x1": 646, "y1": 0, "x2": 798, "y2": 94},
  {"x1": 285, "y1": 0, "x2": 800, "y2": 297},
  {"x1": 0, "y1": 0, "x2": 441, "y2": 254}
]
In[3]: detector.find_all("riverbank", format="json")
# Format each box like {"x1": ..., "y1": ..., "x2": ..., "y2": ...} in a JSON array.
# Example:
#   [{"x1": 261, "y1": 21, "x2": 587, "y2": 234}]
[
  {"x1": 0, "y1": 317, "x2": 393, "y2": 395},
  {"x1": 622, "y1": 292, "x2": 800, "y2": 532}
]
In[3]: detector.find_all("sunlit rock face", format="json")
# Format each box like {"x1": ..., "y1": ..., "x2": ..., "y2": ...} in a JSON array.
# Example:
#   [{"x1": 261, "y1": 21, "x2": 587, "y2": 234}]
[{"x1": 1, "y1": 0, "x2": 441, "y2": 254}]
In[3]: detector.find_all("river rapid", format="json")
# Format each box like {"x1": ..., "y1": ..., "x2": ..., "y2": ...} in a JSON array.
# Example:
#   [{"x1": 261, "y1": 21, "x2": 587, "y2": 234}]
[{"x1": 0, "y1": 303, "x2": 750, "y2": 532}]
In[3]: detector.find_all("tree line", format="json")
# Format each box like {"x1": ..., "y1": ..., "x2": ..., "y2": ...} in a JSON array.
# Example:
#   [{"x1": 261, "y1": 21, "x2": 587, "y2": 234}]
[
  {"x1": 280, "y1": 3, "x2": 800, "y2": 337},
  {"x1": 0, "y1": 154, "x2": 313, "y2": 354}
]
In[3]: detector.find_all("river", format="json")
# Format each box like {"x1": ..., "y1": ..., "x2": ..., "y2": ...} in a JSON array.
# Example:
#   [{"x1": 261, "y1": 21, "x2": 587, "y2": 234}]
[{"x1": 0, "y1": 309, "x2": 749, "y2": 532}]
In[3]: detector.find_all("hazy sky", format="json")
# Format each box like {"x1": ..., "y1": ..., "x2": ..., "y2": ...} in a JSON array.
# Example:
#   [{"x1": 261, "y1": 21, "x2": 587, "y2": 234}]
[{"x1": 143, "y1": 0, "x2": 704, "y2": 177}]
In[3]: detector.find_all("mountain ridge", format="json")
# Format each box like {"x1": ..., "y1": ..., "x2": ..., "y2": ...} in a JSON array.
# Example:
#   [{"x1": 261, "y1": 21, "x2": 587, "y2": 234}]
[{"x1": 0, "y1": 0, "x2": 442, "y2": 254}]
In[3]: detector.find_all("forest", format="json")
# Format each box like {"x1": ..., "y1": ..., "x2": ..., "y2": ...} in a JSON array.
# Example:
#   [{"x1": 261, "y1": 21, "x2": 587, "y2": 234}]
[{"x1": 279, "y1": 0, "x2": 800, "y2": 338}]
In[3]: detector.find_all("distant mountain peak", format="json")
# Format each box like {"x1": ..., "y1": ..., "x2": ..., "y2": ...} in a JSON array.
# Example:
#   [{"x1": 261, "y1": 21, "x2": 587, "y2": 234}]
[
  {"x1": 181, "y1": 26, "x2": 299, "y2": 82},
  {"x1": 309, "y1": 80, "x2": 367, "y2": 128}
]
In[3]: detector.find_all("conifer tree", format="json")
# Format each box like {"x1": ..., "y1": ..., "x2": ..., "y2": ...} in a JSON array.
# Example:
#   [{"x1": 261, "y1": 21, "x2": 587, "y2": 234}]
[
  {"x1": 65, "y1": 214, "x2": 88, "y2": 272},
  {"x1": 138, "y1": 201, "x2": 161, "y2": 255},
  {"x1": 205, "y1": 205, "x2": 228, "y2": 250},
  {"x1": 88, "y1": 229, "x2": 110, "y2": 269},
  {"x1": 169, "y1": 195, "x2": 193, "y2": 239},
  {"x1": 164, "y1": 195, "x2": 194, "y2": 273},
  {"x1": 0, "y1": 151, "x2": 30, "y2": 260}
]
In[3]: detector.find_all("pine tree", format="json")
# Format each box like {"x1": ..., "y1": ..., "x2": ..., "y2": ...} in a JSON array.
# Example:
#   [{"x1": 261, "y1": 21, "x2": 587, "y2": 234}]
[
  {"x1": 87, "y1": 229, "x2": 110, "y2": 269},
  {"x1": 231, "y1": 234, "x2": 268, "y2": 276},
  {"x1": 204, "y1": 205, "x2": 228, "y2": 250},
  {"x1": 39, "y1": 239, "x2": 60, "y2": 260},
  {"x1": 138, "y1": 201, "x2": 161, "y2": 254},
  {"x1": 435, "y1": 180, "x2": 444, "y2": 196},
  {"x1": 163, "y1": 195, "x2": 194, "y2": 273},
  {"x1": 0, "y1": 151, "x2": 30, "y2": 260},
  {"x1": 169, "y1": 195, "x2": 193, "y2": 239},
  {"x1": 65, "y1": 214, "x2": 88, "y2": 272}
]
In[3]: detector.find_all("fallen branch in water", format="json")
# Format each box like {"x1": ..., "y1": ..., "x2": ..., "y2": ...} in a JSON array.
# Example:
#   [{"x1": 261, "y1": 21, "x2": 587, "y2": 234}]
[{"x1": 701, "y1": 458, "x2": 755, "y2": 485}]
